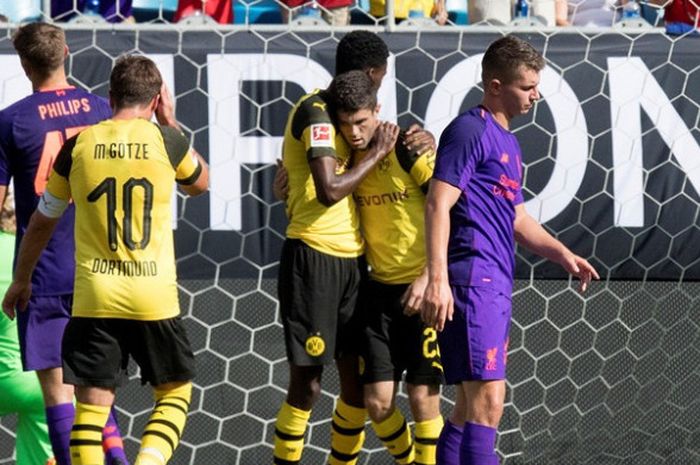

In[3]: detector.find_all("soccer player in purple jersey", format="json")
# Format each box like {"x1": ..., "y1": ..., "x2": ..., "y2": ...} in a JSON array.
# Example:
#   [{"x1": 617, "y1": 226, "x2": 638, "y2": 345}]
[
  {"x1": 421, "y1": 36, "x2": 600, "y2": 465},
  {"x1": 0, "y1": 23, "x2": 128, "y2": 465}
]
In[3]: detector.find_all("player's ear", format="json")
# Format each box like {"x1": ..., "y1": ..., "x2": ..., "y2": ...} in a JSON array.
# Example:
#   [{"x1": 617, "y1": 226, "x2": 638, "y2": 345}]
[
  {"x1": 487, "y1": 78, "x2": 502, "y2": 96},
  {"x1": 150, "y1": 93, "x2": 160, "y2": 112},
  {"x1": 374, "y1": 103, "x2": 381, "y2": 115},
  {"x1": 63, "y1": 45, "x2": 69, "y2": 58}
]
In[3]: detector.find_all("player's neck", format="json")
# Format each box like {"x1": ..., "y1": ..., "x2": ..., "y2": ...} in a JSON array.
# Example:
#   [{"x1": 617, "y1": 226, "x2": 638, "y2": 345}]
[
  {"x1": 480, "y1": 100, "x2": 510, "y2": 131},
  {"x1": 112, "y1": 106, "x2": 153, "y2": 121},
  {"x1": 33, "y1": 70, "x2": 70, "y2": 93}
]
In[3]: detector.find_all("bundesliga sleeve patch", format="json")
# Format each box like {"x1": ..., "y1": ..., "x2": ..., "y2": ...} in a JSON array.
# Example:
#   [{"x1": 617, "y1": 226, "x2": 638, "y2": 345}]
[{"x1": 309, "y1": 123, "x2": 333, "y2": 148}]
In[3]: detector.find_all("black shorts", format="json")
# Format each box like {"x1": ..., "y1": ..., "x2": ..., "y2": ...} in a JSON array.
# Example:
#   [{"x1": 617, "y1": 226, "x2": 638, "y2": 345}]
[
  {"x1": 62, "y1": 316, "x2": 196, "y2": 388},
  {"x1": 278, "y1": 238, "x2": 365, "y2": 366},
  {"x1": 359, "y1": 279, "x2": 444, "y2": 386}
]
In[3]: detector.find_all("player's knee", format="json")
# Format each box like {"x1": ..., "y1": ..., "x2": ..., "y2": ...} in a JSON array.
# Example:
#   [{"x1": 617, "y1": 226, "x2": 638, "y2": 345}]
[
  {"x1": 287, "y1": 374, "x2": 323, "y2": 409},
  {"x1": 474, "y1": 388, "x2": 504, "y2": 426},
  {"x1": 407, "y1": 385, "x2": 440, "y2": 421},
  {"x1": 364, "y1": 393, "x2": 393, "y2": 423}
]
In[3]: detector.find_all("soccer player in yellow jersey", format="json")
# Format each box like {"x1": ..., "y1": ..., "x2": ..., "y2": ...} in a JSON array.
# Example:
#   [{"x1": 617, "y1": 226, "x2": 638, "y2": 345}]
[
  {"x1": 331, "y1": 71, "x2": 444, "y2": 465},
  {"x1": 275, "y1": 31, "x2": 402, "y2": 465},
  {"x1": 3, "y1": 55, "x2": 209, "y2": 465},
  {"x1": 274, "y1": 32, "x2": 437, "y2": 465}
]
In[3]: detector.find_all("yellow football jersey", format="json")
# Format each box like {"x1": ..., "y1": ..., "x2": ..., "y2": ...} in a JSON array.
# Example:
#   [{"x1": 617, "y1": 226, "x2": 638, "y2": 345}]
[
  {"x1": 48, "y1": 118, "x2": 201, "y2": 320},
  {"x1": 283, "y1": 90, "x2": 364, "y2": 258},
  {"x1": 354, "y1": 132, "x2": 435, "y2": 284}
]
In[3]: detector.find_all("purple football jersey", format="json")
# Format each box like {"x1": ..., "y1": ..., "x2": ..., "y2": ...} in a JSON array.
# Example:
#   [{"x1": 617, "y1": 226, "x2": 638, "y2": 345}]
[
  {"x1": 433, "y1": 106, "x2": 524, "y2": 294},
  {"x1": 0, "y1": 87, "x2": 112, "y2": 296}
]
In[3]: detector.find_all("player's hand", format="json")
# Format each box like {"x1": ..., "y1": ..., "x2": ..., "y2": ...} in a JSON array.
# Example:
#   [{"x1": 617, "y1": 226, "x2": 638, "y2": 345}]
[
  {"x1": 272, "y1": 159, "x2": 289, "y2": 201},
  {"x1": 401, "y1": 270, "x2": 429, "y2": 316},
  {"x1": 2, "y1": 281, "x2": 32, "y2": 320},
  {"x1": 420, "y1": 279, "x2": 453, "y2": 331},
  {"x1": 155, "y1": 83, "x2": 179, "y2": 130},
  {"x1": 404, "y1": 124, "x2": 436, "y2": 155},
  {"x1": 560, "y1": 253, "x2": 600, "y2": 293},
  {"x1": 370, "y1": 122, "x2": 400, "y2": 159}
]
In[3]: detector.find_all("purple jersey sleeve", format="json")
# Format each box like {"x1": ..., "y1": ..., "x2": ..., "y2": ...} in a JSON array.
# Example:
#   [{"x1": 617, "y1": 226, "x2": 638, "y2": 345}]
[{"x1": 433, "y1": 112, "x2": 487, "y2": 191}]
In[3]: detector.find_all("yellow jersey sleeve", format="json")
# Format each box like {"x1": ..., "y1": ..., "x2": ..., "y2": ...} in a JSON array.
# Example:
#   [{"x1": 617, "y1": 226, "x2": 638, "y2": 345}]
[
  {"x1": 282, "y1": 91, "x2": 363, "y2": 258},
  {"x1": 158, "y1": 126, "x2": 202, "y2": 185},
  {"x1": 291, "y1": 93, "x2": 338, "y2": 161}
]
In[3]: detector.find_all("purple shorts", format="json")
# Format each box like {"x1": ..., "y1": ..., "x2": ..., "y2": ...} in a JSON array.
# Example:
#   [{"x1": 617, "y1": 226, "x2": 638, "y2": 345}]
[
  {"x1": 17, "y1": 294, "x2": 72, "y2": 371},
  {"x1": 438, "y1": 285, "x2": 511, "y2": 384}
]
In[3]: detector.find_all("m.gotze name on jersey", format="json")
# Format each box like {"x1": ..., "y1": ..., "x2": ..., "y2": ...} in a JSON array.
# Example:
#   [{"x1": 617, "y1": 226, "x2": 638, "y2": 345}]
[{"x1": 94, "y1": 142, "x2": 150, "y2": 160}]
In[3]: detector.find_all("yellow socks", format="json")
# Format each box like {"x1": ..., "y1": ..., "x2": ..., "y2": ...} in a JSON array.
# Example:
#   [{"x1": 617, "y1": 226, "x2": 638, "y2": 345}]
[
  {"x1": 414, "y1": 416, "x2": 444, "y2": 465},
  {"x1": 70, "y1": 402, "x2": 110, "y2": 465},
  {"x1": 328, "y1": 399, "x2": 367, "y2": 465},
  {"x1": 135, "y1": 382, "x2": 192, "y2": 465},
  {"x1": 371, "y1": 408, "x2": 414, "y2": 465},
  {"x1": 274, "y1": 402, "x2": 311, "y2": 464}
]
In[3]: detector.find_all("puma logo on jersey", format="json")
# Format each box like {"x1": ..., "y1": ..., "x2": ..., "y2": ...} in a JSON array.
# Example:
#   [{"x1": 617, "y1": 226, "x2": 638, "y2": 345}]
[{"x1": 312, "y1": 102, "x2": 326, "y2": 112}]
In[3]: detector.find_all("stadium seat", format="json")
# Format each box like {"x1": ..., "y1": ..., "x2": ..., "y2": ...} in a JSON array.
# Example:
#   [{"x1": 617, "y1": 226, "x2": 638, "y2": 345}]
[
  {"x1": 0, "y1": 0, "x2": 42, "y2": 23},
  {"x1": 233, "y1": 0, "x2": 282, "y2": 24},
  {"x1": 446, "y1": 0, "x2": 467, "y2": 25},
  {"x1": 132, "y1": 0, "x2": 178, "y2": 21},
  {"x1": 350, "y1": 0, "x2": 373, "y2": 24}
]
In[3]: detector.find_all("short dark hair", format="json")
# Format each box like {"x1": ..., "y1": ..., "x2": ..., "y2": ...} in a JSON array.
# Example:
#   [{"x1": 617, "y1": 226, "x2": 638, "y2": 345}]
[
  {"x1": 482, "y1": 35, "x2": 545, "y2": 84},
  {"x1": 328, "y1": 70, "x2": 377, "y2": 114},
  {"x1": 335, "y1": 31, "x2": 389, "y2": 75},
  {"x1": 13, "y1": 23, "x2": 66, "y2": 78},
  {"x1": 110, "y1": 55, "x2": 162, "y2": 109}
]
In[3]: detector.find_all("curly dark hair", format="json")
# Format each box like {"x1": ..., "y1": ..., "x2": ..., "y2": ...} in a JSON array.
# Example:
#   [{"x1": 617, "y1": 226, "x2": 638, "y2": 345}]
[
  {"x1": 482, "y1": 35, "x2": 545, "y2": 85},
  {"x1": 328, "y1": 70, "x2": 377, "y2": 114},
  {"x1": 335, "y1": 31, "x2": 389, "y2": 75}
]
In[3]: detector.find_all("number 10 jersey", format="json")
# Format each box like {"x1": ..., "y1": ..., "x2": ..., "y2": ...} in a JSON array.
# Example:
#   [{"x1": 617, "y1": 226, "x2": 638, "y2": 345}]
[{"x1": 48, "y1": 118, "x2": 201, "y2": 321}]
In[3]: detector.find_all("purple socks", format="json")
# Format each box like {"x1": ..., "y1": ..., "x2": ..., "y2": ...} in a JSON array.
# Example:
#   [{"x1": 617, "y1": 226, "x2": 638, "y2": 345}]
[
  {"x1": 460, "y1": 422, "x2": 499, "y2": 465},
  {"x1": 45, "y1": 403, "x2": 129, "y2": 465},
  {"x1": 45, "y1": 403, "x2": 74, "y2": 465},
  {"x1": 104, "y1": 407, "x2": 129, "y2": 465},
  {"x1": 437, "y1": 420, "x2": 464, "y2": 465}
]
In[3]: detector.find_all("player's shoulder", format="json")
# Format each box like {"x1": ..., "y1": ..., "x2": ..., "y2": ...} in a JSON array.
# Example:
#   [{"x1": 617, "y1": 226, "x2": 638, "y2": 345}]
[
  {"x1": 442, "y1": 106, "x2": 488, "y2": 143},
  {"x1": 291, "y1": 90, "x2": 334, "y2": 139},
  {"x1": 0, "y1": 93, "x2": 36, "y2": 121},
  {"x1": 452, "y1": 106, "x2": 488, "y2": 131}
]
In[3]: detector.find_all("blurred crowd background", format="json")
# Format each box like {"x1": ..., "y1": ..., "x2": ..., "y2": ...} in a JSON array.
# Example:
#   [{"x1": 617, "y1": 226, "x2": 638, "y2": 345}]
[{"x1": 0, "y1": 0, "x2": 697, "y2": 34}]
